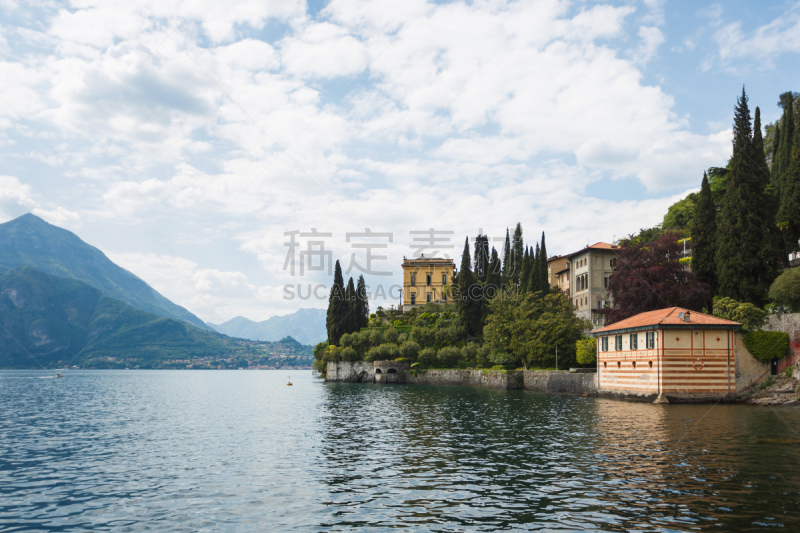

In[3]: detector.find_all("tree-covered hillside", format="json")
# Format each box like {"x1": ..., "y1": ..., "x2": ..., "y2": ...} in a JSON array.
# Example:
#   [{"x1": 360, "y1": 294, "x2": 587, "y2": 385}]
[
  {"x1": 0, "y1": 267, "x2": 312, "y2": 369},
  {"x1": 0, "y1": 214, "x2": 209, "y2": 330}
]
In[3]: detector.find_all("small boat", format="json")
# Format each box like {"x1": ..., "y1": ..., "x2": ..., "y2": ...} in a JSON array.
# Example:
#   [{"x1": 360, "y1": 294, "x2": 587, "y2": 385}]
[
  {"x1": 55, "y1": 372, "x2": 65, "y2": 378},
  {"x1": 286, "y1": 375, "x2": 293, "y2": 386}
]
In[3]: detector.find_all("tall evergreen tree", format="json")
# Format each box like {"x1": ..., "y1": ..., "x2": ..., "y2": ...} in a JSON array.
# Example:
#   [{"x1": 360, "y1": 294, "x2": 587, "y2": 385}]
[
  {"x1": 520, "y1": 246, "x2": 531, "y2": 293},
  {"x1": 344, "y1": 277, "x2": 356, "y2": 334},
  {"x1": 474, "y1": 234, "x2": 490, "y2": 283},
  {"x1": 326, "y1": 260, "x2": 348, "y2": 344},
  {"x1": 754, "y1": 106, "x2": 785, "y2": 271},
  {"x1": 716, "y1": 88, "x2": 776, "y2": 305},
  {"x1": 457, "y1": 237, "x2": 483, "y2": 336},
  {"x1": 512, "y1": 223, "x2": 524, "y2": 287},
  {"x1": 501, "y1": 228, "x2": 511, "y2": 284},
  {"x1": 487, "y1": 247, "x2": 502, "y2": 292},
  {"x1": 530, "y1": 243, "x2": 541, "y2": 293},
  {"x1": 690, "y1": 172, "x2": 717, "y2": 305},
  {"x1": 776, "y1": 94, "x2": 798, "y2": 251},
  {"x1": 538, "y1": 232, "x2": 549, "y2": 293},
  {"x1": 355, "y1": 274, "x2": 369, "y2": 330}
]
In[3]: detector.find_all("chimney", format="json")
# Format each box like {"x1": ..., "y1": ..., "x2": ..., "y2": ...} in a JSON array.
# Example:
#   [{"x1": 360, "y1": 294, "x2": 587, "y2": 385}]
[{"x1": 684, "y1": 311, "x2": 691, "y2": 322}]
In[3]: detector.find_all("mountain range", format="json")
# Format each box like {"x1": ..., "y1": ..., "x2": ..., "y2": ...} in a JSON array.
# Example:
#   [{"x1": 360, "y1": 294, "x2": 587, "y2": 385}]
[
  {"x1": 0, "y1": 214, "x2": 209, "y2": 330},
  {"x1": 0, "y1": 214, "x2": 321, "y2": 367},
  {"x1": 207, "y1": 308, "x2": 327, "y2": 346}
]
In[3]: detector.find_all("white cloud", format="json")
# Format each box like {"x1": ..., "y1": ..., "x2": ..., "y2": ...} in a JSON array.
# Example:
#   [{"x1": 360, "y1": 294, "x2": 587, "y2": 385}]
[
  {"x1": 711, "y1": 2, "x2": 800, "y2": 69},
  {"x1": 0, "y1": 0, "x2": 744, "y2": 321}
]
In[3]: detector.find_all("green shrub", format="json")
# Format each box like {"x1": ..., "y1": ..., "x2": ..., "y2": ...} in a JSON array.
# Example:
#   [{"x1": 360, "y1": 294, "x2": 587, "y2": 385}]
[
  {"x1": 376, "y1": 306, "x2": 386, "y2": 317},
  {"x1": 339, "y1": 333, "x2": 354, "y2": 348},
  {"x1": 313, "y1": 342, "x2": 329, "y2": 361},
  {"x1": 576, "y1": 338, "x2": 597, "y2": 365},
  {"x1": 418, "y1": 347, "x2": 437, "y2": 367},
  {"x1": 713, "y1": 297, "x2": 767, "y2": 331},
  {"x1": 369, "y1": 329, "x2": 384, "y2": 347},
  {"x1": 437, "y1": 346, "x2": 461, "y2": 367},
  {"x1": 768, "y1": 267, "x2": 800, "y2": 312},
  {"x1": 384, "y1": 327, "x2": 400, "y2": 344},
  {"x1": 400, "y1": 340, "x2": 421, "y2": 361},
  {"x1": 742, "y1": 331, "x2": 790, "y2": 362},
  {"x1": 476, "y1": 345, "x2": 490, "y2": 367},
  {"x1": 340, "y1": 346, "x2": 360, "y2": 361},
  {"x1": 411, "y1": 326, "x2": 435, "y2": 347},
  {"x1": 490, "y1": 364, "x2": 516, "y2": 371},
  {"x1": 397, "y1": 332, "x2": 409, "y2": 342},
  {"x1": 323, "y1": 345, "x2": 340, "y2": 363},
  {"x1": 489, "y1": 349, "x2": 516, "y2": 366},
  {"x1": 461, "y1": 343, "x2": 478, "y2": 362}
]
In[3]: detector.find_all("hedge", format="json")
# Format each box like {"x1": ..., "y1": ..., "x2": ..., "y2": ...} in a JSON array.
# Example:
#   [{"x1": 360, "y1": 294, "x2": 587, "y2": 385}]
[
  {"x1": 360, "y1": 325, "x2": 412, "y2": 333},
  {"x1": 742, "y1": 331, "x2": 790, "y2": 362}
]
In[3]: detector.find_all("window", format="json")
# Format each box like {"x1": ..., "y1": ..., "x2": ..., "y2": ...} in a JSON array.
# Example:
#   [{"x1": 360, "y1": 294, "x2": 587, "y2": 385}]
[
  {"x1": 604, "y1": 276, "x2": 609, "y2": 288},
  {"x1": 646, "y1": 331, "x2": 655, "y2": 349},
  {"x1": 426, "y1": 274, "x2": 431, "y2": 286},
  {"x1": 442, "y1": 273, "x2": 447, "y2": 285},
  {"x1": 602, "y1": 337, "x2": 608, "y2": 351},
  {"x1": 426, "y1": 293, "x2": 431, "y2": 303},
  {"x1": 410, "y1": 294, "x2": 416, "y2": 305},
  {"x1": 630, "y1": 333, "x2": 638, "y2": 350},
  {"x1": 610, "y1": 258, "x2": 617, "y2": 268},
  {"x1": 648, "y1": 360, "x2": 653, "y2": 368},
  {"x1": 615, "y1": 335, "x2": 623, "y2": 351},
  {"x1": 410, "y1": 274, "x2": 416, "y2": 286},
  {"x1": 632, "y1": 361, "x2": 636, "y2": 368}
]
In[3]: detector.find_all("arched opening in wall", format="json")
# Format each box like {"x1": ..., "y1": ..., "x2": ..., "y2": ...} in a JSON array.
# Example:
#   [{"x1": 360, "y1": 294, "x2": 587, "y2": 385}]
[
  {"x1": 375, "y1": 369, "x2": 382, "y2": 374},
  {"x1": 603, "y1": 362, "x2": 607, "y2": 368},
  {"x1": 648, "y1": 361, "x2": 653, "y2": 368},
  {"x1": 632, "y1": 361, "x2": 636, "y2": 369},
  {"x1": 617, "y1": 361, "x2": 621, "y2": 368},
  {"x1": 387, "y1": 369, "x2": 397, "y2": 374}
]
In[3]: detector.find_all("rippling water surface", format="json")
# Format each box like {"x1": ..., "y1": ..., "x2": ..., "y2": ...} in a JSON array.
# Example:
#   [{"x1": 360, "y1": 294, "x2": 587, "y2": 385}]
[{"x1": 1, "y1": 370, "x2": 800, "y2": 531}]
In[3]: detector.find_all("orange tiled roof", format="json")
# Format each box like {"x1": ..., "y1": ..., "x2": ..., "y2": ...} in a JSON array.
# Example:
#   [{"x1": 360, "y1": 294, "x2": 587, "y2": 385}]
[{"x1": 591, "y1": 307, "x2": 741, "y2": 334}]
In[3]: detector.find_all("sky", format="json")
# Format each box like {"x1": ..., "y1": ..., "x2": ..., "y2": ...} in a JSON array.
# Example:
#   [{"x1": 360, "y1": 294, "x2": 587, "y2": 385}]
[{"x1": 0, "y1": 0, "x2": 798, "y2": 324}]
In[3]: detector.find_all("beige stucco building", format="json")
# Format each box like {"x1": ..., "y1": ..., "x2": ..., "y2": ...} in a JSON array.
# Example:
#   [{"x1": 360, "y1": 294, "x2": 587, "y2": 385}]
[
  {"x1": 565, "y1": 242, "x2": 618, "y2": 328},
  {"x1": 591, "y1": 307, "x2": 768, "y2": 402},
  {"x1": 401, "y1": 257, "x2": 456, "y2": 307}
]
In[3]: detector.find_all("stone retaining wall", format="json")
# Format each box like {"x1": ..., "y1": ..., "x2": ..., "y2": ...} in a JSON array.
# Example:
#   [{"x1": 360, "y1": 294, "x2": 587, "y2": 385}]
[{"x1": 325, "y1": 361, "x2": 598, "y2": 395}]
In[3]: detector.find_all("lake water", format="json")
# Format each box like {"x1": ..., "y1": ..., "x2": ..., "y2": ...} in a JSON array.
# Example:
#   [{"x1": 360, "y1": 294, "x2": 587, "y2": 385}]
[{"x1": 1, "y1": 370, "x2": 799, "y2": 532}]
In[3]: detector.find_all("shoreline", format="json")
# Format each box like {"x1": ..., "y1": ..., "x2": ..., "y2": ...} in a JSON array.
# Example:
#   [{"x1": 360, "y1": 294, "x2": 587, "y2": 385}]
[{"x1": 325, "y1": 360, "x2": 800, "y2": 406}]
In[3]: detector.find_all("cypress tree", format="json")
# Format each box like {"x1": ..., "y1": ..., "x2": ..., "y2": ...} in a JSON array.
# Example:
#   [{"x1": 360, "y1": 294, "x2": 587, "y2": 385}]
[
  {"x1": 502, "y1": 228, "x2": 511, "y2": 284},
  {"x1": 691, "y1": 172, "x2": 717, "y2": 305},
  {"x1": 344, "y1": 277, "x2": 356, "y2": 334},
  {"x1": 474, "y1": 235, "x2": 489, "y2": 283},
  {"x1": 776, "y1": 95, "x2": 797, "y2": 246},
  {"x1": 355, "y1": 274, "x2": 369, "y2": 330},
  {"x1": 457, "y1": 237, "x2": 483, "y2": 336},
  {"x1": 530, "y1": 242, "x2": 541, "y2": 293},
  {"x1": 716, "y1": 88, "x2": 775, "y2": 305},
  {"x1": 538, "y1": 232, "x2": 549, "y2": 293},
  {"x1": 512, "y1": 223, "x2": 524, "y2": 287},
  {"x1": 326, "y1": 260, "x2": 348, "y2": 344},
  {"x1": 520, "y1": 246, "x2": 531, "y2": 293},
  {"x1": 487, "y1": 247, "x2": 502, "y2": 293},
  {"x1": 755, "y1": 106, "x2": 786, "y2": 272}
]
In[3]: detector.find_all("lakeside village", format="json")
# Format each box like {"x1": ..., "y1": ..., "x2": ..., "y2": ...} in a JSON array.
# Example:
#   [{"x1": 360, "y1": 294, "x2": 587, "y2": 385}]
[{"x1": 317, "y1": 89, "x2": 800, "y2": 404}]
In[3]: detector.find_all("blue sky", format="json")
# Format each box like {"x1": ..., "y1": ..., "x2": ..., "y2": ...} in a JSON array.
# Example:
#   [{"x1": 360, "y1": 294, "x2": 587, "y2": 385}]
[{"x1": 0, "y1": 0, "x2": 798, "y2": 323}]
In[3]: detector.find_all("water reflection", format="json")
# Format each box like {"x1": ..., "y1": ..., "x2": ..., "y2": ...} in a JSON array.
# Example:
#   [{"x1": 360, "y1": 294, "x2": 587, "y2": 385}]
[{"x1": 317, "y1": 384, "x2": 800, "y2": 531}]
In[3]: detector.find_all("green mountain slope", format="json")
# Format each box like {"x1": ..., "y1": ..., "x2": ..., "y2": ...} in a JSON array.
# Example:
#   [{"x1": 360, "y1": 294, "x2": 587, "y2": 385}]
[
  {"x1": 0, "y1": 214, "x2": 209, "y2": 330},
  {"x1": 0, "y1": 267, "x2": 312, "y2": 369}
]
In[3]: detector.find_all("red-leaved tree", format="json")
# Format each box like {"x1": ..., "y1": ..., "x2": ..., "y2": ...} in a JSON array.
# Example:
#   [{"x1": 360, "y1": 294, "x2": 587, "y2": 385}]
[{"x1": 606, "y1": 232, "x2": 710, "y2": 324}]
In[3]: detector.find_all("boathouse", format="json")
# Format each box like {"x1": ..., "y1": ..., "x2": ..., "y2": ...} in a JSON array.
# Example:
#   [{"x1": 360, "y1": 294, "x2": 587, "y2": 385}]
[{"x1": 590, "y1": 307, "x2": 768, "y2": 402}]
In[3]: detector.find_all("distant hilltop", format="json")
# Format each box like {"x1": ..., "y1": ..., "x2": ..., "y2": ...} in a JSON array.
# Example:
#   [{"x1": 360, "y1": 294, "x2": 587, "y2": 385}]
[{"x1": 207, "y1": 308, "x2": 327, "y2": 346}]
